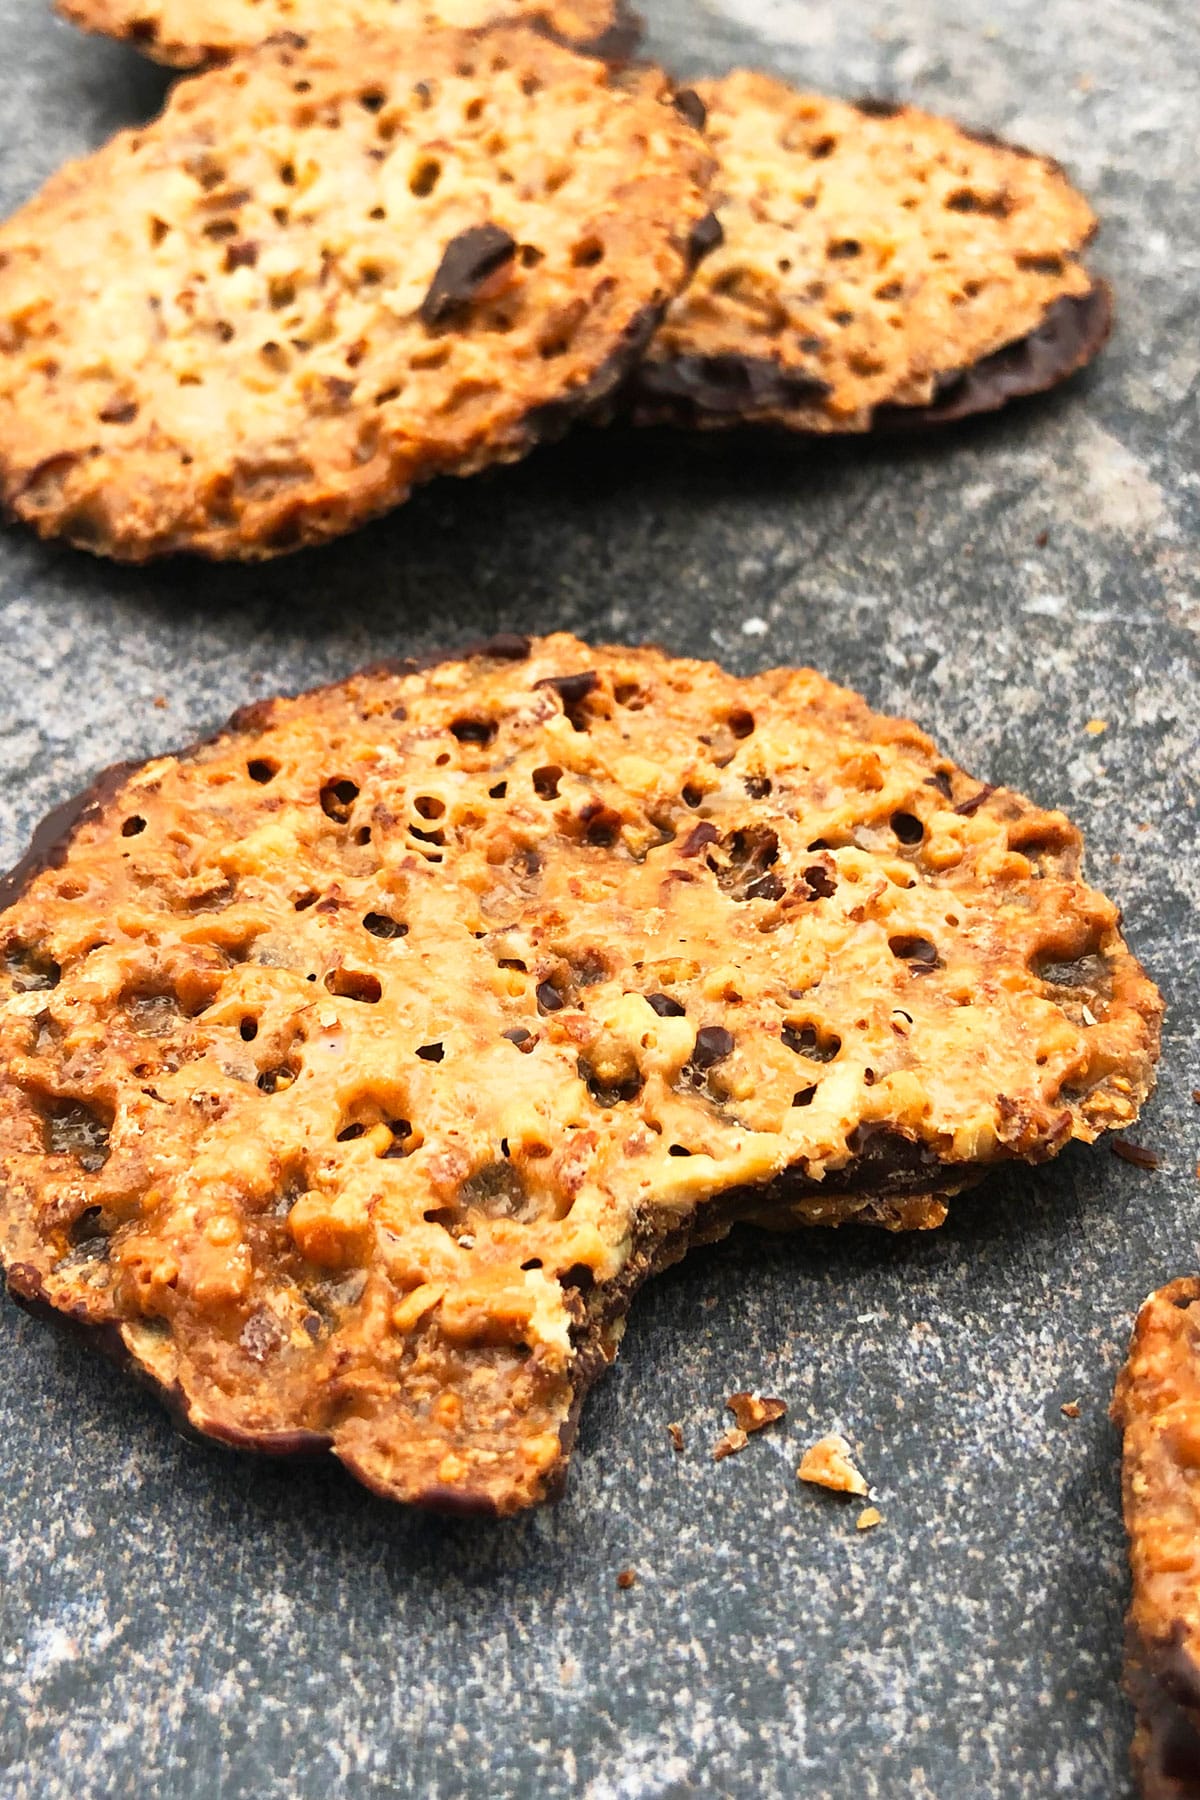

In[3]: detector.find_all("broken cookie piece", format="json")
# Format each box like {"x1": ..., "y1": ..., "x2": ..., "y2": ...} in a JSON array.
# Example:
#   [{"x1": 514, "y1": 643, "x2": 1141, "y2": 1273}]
[
  {"x1": 0, "y1": 27, "x2": 710, "y2": 561},
  {"x1": 727, "y1": 1391, "x2": 786, "y2": 1433},
  {"x1": 631, "y1": 73, "x2": 1109, "y2": 431},
  {"x1": 798, "y1": 1434, "x2": 869, "y2": 1496},
  {"x1": 1113, "y1": 1281, "x2": 1200, "y2": 1798},
  {"x1": 0, "y1": 633, "x2": 1160, "y2": 1514},
  {"x1": 57, "y1": 0, "x2": 642, "y2": 68}
]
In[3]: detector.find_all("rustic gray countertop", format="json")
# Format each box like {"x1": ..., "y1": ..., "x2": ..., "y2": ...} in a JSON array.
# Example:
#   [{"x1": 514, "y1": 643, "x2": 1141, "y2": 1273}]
[{"x1": 0, "y1": 1, "x2": 1197, "y2": 1795}]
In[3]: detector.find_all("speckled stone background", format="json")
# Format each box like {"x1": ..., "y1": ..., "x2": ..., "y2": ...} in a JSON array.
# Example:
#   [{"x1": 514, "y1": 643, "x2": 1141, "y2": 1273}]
[{"x1": 0, "y1": 1, "x2": 1196, "y2": 1795}]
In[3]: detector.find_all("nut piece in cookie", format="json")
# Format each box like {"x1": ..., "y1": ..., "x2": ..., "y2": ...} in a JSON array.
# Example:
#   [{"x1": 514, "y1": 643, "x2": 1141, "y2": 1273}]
[
  {"x1": 56, "y1": 0, "x2": 642, "y2": 68},
  {"x1": 631, "y1": 73, "x2": 1110, "y2": 432},
  {"x1": 0, "y1": 634, "x2": 1161, "y2": 1514},
  {"x1": 0, "y1": 27, "x2": 710, "y2": 561},
  {"x1": 1114, "y1": 1281, "x2": 1200, "y2": 1798}
]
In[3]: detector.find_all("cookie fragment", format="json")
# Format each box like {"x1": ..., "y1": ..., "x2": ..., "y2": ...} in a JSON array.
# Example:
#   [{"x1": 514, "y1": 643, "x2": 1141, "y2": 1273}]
[
  {"x1": 1113, "y1": 1281, "x2": 1200, "y2": 1798},
  {"x1": 57, "y1": 0, "x2": 642, "y2": 68},
  {"x1": 726, "y1": 1391, "x2": 786, "y2": 1433},
  {"x1": 0, "y1": 27, "x2": 710, "y2": 560},
  {"x1": 0, "y1": 634, "x2": 1160, "y2": 1514},
  {"x1": 798, "y1": 1434, "x2": 869, "y2": 1496},
  {"x1": 631, "y1": 73, "x2": 1109, "y2": 431}
]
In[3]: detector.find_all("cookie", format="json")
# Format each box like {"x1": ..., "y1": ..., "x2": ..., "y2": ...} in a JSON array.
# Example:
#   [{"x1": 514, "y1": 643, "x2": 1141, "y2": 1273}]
[
  {"x1": 56, "y1": 0, "x2": 641, "y2": 68},
  {"x1": 630, "y1": 73, "x2": 1110, "y2": 431},
  {"x1": 0, "y1": 634, "x2": 1160, "y2": 1513},
  {"x1": 0, "y1": 27, "x2": 711, "y2": 560},
  {"x1": 1114, "y1": 1282, "x2": 1200, "y2": 1798}
]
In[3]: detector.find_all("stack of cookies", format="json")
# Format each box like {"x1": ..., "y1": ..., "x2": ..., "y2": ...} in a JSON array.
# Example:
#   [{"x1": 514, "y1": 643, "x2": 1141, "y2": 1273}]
[{"x1": 0, "y1": 3, "x2": 1108, "y2": 560}]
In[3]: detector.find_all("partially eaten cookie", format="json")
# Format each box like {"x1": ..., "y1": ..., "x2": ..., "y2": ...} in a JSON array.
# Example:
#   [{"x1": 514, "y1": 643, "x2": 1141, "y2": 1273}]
[
  {"x1": 0, "y1": 635, "x2": 1160, "y2": 1512},
  {"x1": 1114, "y1": 1281, "x2": 1200, "y2": 1798},
  {"x1": 631, "y1": 73, "x2": 1109, "y2": 431}
]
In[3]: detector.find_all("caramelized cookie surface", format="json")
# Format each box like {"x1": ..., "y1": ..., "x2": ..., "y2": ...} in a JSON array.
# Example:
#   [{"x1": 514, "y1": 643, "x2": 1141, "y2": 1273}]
[
  {"x1": 0, "y1": 27, "x2": 708, "y2": 560},
  {"x1": 632, "y1": 73, "x2": 1108, "y2": 431},
  {"x1": 57, "y1": 0, "x2": 641, "y2": 67},
  {"x1": 0, "y1": 635, "x2": 1160, "y2": 1511}
]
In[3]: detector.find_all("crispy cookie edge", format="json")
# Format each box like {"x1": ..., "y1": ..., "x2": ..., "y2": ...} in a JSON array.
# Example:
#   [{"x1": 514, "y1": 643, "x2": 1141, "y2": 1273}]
[{"x1": 627, "y1": 282, "x2": 1113, "y2": 433}]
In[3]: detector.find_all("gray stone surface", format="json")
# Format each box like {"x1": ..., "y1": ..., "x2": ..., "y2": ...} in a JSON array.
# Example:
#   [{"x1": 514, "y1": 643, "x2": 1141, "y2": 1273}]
[{"x1": 0, "y1": 0, "x2": 1197, "y2": 1794}]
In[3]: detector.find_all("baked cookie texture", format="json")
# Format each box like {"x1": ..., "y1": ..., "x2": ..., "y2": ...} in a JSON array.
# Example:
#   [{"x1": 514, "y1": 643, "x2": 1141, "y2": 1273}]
[
  {"x1": 56, "y1": 0, "x2": 641, "y2": 67},
  {"x1": 0, "y1": 26, "x2": 710, "y2": 561},
  {"x1": 1114, "y1": 1283, "x2": 1200, "y2": 1799},
  {"x1": 631, "y1": 73, "x2": 1110, "y2": 431},
  {"x1": 0, "y1": 635, "x2": 1160, "y2": 1513}
]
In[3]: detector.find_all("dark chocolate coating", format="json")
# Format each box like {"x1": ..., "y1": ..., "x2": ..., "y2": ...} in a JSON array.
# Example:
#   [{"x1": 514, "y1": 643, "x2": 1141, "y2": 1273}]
[
  {"x1": 419, "y1": 224, "x2": 518, "y2": 330},
  {"x1": 627, "y1": 283, "x2": 1113, "y2": 433}
]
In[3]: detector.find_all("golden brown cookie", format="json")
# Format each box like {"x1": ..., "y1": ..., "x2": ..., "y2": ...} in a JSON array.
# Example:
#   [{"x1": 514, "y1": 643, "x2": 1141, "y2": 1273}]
[
  {"x1": 1114, "y1": 1283, "x2": 1200, "y2": 1798},
  {"x1": 0, "y1": 27, "x2": 710, "y2": 561},
  {"x1": 56, "y1": 0, "x2": 641, "y2": 67},
  {"x1": 631, "y1": 74, "x2": 1109, "y2": 431},
  {"x1": 0, "y1": 634, "x2": 1160, "y2": 1513}
]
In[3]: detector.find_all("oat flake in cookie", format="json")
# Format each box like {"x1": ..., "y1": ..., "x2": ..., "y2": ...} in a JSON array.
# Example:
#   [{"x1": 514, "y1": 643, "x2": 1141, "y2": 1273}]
[
  {"x1": 0, "y1": 27, "x2": 711, "y2": 561},
  {"x1": 631, "y1": 73, "x2": 1110, "y2": 431},
  {"x1": 56, "y1": 0, "x2": 641, "y2": 67},
  {"x1": 1114, "y1": 1283, "x2": 1200, "y2": 1798},
  {"x1": 0, "y1": 635, "x2": 1160, "y2": 1514}
]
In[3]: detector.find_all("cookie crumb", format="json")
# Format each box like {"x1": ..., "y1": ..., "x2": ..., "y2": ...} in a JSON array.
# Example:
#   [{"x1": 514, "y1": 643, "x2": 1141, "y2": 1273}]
[
  {"x1": 1085, "y1": 718, "x2": 1108, "y2": 736},
  {"x1": 798, "y1": 1433, "x2": 869, "y2": 1496},
  {"x1": 856, "y1": 1506, "x2": 883, "y2": 1531},
  {"x1": 1191, "y1": 1090, "x2": 1200, "y2": 1106},
  {"x1": 667, "y1": 1421, "x2": 685, "y2": 1453},
  {"x1": 726, "y1": 1391, "x2": 787, "y2": 1434},
  {"x1": 616, "y1": 1567, "x2": 637, "y2": 1590},
  {"x1": 1061, "y1": 1400, "x2": 1081, "y2": 1418},
  {"x1": 153, "y1": 695, "x2": 167, "y2": 709},
  {"x1": 713, "y1": 1428, "x2": 749, "y2": 1461},
  {"x1": 1112, "y1": 1139, "x2": 1160, "y2": 1171}
]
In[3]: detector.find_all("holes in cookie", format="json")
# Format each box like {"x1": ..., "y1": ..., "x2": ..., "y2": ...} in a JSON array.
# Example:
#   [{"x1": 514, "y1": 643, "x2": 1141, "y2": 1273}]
[
  {"x1": 319, "y1": 777, "x2": 360, "y2": 822},
  {"x1": 59, "y1": 1204, "x2": 111, "y2": 1268},
  {"x1": 239, "y1": 1016, "x2": 259, "y2": 1043},
  {"x1": 121, "y1": 815, "x2": 146, "y2": 839},
  {"x1": 414, "y1": 795, "x2": 445, "y2": 821},
  {"x1": 362, "y1": 911, "x2": 407, "y2": 940},
  {"x1": 682, "y1": 783, "x2": 705, "y2": 809},
  {"x1": 1018, "y1": 253, "x2": 1066, "y2": 277},
  {"x1": 409, "y1": 157, "x2": 442, "y2": 198},
  {"x1": 358, "y1": 86, "x2": 386, "y2": 113},
  {"x1": 268, "y1": 277, "x2": 297, "y2": 311},
  {"x1": 580, "y1": 803, "x2": 622, "y2": 850},
  {"x1": 890, "y1": 810, "x2": 925, "y2": 846},
  {"x1": 247, "y1": 757, "x2": 279, "y2": 784},
  {"x1": 782, "y1": 1023, "x2": 841, "y2": 1063},
  {"x1": 579, "y1": 1058, "x2": 644, "y2": 1108},
  {"x1": 257, "y1": 1060, "x2": 299, "y2": 1094},
  {"x1": 743, "y1": 774, "x2": 772, "y2": 799},
  {"x1": 536, "y1": 980, "x2": 565, "y2": 1014},
  {"x1": 945, "y1": 187, "x2": 1010, "y2": 218},
  {"x1": 791, "y1": 1086, "x2": 817, "y2": 1108},
  {"x1": 572, "y1": 236, "x2": 605, "y2": 268},
  {"x1": 827, "y1": 238, "x2": 861, "y2": 259},
  {"x1": 5, "y1": 946, "x2": 60, "y2": 993},
  {"x1": 416, "y1": 1042, "x2": 444, "y2": 1063},
  {"x1": 324, "y1": 967, "x2": 382, "y2": 1005},
  {"x1": 532, "y1": 765, "x2": 563, "y2": 800},
  {"x1": 707, "y1": 826, "x2": 782, "y2": 902},
  {"x1": 668, "y1": 1144, "x2": 693, "y2": 1158},
  {"x1": 450, "y1": 716, "x2": 497, "y2": 747},
  {"x1": 39, "y1": 1096, "x2": 113, "y2": 1172},
  {"x1": 889, "y1": 934, "x2": 942, "y2": 972},
  {"x1": 726, "y1": 708, "x2": 755, "y2": 739}
]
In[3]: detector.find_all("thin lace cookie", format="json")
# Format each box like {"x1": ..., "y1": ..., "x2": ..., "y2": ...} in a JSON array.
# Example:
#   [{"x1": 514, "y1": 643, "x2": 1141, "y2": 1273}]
[
  {"x1": 0, "y1": 634, "x2": 1160, "y2": 1513},
  {"x1": 630, "y1": 73, "x2": 1110, "y2": 431},
  {"x1": 0, "y1": 25, "x2": 712, "y2": 560},
  {"x1": 1114, "y1": 1282, "x2": 1200, "y2": 1799},
  {"x1": 56, "y1": 0, "x2": 642, "y2": 67}
]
